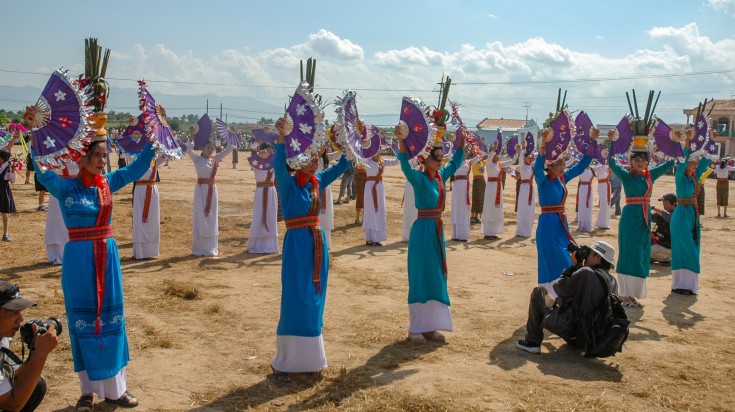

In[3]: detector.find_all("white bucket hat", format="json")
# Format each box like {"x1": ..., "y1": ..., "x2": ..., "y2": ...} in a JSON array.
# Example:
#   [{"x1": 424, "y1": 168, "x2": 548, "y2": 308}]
[{"x1": 590, "y1": 240, "x2": 616, "y2": 267}]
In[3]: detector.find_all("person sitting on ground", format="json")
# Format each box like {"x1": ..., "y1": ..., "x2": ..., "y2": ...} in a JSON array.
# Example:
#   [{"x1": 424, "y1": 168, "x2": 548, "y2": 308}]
[
  {"x1": 0, "y1": 282, "x2": 58, "y2": 412},
  {"x1": 651, "y1": 193, "x2": 675, "y2": 266},
  {"x1": 516, "y1": 240, "x2": 618, "y2": 354}
]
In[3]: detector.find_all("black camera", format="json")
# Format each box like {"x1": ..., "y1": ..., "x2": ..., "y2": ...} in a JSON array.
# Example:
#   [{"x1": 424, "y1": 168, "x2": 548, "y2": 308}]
[
  {"x1": 19, "y1": 318, "x2": 63, "y2": 350},
  {"x1": 566, "y1": 242, "x2": 591, "y2": 262}
]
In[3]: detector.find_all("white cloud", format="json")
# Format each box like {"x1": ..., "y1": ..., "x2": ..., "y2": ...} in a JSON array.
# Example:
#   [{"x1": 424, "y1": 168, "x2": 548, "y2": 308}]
[
  {"x1": 708, "y1": 0, "x2": 735, "y2": 16},
  {"x1": 487, "y1": 13, "x2": 497, "y2": 19},
  {"x1": 303, "y1": 29, "x2": 364, "y2": 60}
]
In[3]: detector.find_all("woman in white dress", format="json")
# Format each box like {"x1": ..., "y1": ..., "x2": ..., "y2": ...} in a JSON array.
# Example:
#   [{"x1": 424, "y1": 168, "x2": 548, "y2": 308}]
[
  {"x1": 247, "y1": 143, "x2": 278, "y2": 254},
  {"x1": 45, "y1": 160, "x2": 78, "y2": 264},
  {"x1": 481, "y1": 143, "x2": 518, "y2": 239},
  {"x1": 515, "y1": 153, "x2": 536, "y2": 237},
  {"x1": 575, "y1": 166, "x2": 595, "y2": 232},
  {"x1": 450, "y1": 150, "x2": 481, "y2": 241},
  {"x1": 593, "y1": 158, "x2": 611, "y2": 229},
  {"x1": 186, "y1": 140, "x2": 233, "y2": 256},
  {"x1": 318, "y1": 148, "x2": 343, "y2": 248},
  {"x1": 401, "y1": 178, "x2": 418, "y2": 242},
  {"x1": 362, "y1": 154, "x2": 399, "y2": 246}
]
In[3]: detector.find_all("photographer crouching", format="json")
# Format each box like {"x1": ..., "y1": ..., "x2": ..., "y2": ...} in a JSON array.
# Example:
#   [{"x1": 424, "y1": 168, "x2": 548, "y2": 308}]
[
  {"x1": 0, "y1": 282, "x2": 58, "y2": 412},
  {"x1": 516, "y1": 241, "x2": 628, "y2": 356}
]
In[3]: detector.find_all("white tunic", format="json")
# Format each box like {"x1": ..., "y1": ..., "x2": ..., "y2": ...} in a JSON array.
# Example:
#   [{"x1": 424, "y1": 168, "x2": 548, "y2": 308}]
[
  {"x1": 247, "y1": 168, "x2": 279, "y2": 254},
  {"x1": 45, "y1": 162, "x2": 78, "y2": 264},
  {"x1": 576, "y1": 168, "x2": 594, "y2": 232},
  {"x1": 481, "y1": 158, "x2": 514, "y2": 236},
  {"x1": 362, "y1": 158, "x2": 399, "y2": 243},
  {"x1": 451, "y1": 156, "x2": 480, "y2": 240},
  {"x1": 317, "y1": 153, "x2": 340, "y2": 248},
  {"x1": 128, "y1": 156, "x2": 164, "y2": 259},
  {"x1": 515, "y1": 162, "x2": 536, "y2": 237},
  {"x1": 402, "y1": 180, "x2": 417, "y2": 242},
  {"x1": 593, "y1": 164, "x2": 611, "y2": 229},
  {"x1": 187, "y1": 144, "x2": 233, "y2": 256}
]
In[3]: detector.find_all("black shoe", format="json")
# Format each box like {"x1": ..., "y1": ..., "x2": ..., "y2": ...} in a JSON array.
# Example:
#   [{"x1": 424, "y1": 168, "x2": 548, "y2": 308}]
[
  {"x1": 516, "y1": 340, "x2": 541, "y2": 354},
  {"x1": 658, "y1": 260, "x2": 671, "y2": 267}
]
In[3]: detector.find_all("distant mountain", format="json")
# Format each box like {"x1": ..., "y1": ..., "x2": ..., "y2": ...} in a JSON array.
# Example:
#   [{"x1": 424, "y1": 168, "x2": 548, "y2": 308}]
[{"x1": 0, "y1": 85, "x2": 283, "y2": 122}]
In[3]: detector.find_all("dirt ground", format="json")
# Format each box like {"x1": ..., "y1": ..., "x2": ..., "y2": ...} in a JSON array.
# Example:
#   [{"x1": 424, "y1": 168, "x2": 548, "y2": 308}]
[{"x1": 2, "y1": 152, "x2": 734, "y2": 412}]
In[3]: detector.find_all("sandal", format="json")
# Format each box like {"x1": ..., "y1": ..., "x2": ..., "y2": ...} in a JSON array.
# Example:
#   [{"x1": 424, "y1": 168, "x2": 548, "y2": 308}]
[
  {"x1": 105, "y1": 391, "x2": 138, "y2": 408},
  {"x1": 422, "y1": 331, "x2": 446, "y2": 342},
  {"x1": 76, "y1": 395, "x2": 94, "y2": 412},
  {"x1": 271, "y1": 366, "x2": 292, "y2": 383}
]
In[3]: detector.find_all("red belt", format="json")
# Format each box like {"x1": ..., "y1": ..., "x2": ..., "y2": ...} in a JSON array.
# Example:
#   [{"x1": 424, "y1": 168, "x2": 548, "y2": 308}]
[
  {"x1": 366, "y1": 176, "x2": 383, "y2": 213},
  {"x1": 521, "y1": 178, "x2": 533, "y2": 206},
  {"x1": 136, "y1": 179, "x2": 156, "y2": 223},
  {"x1": 487, "y1": 177, "x2": 502, "y2": 205},
  {"x1": 577, "y1": 181, "x2": 592, "y2": 209},
  {"x1": 598, "y1": 177, "x2": 611, "y2": 205},
  {"x1": 455, "y1": 174, "x2": 470, "y2": 205},
  {"x1": 257, "y1": 177, "x2": 275, "y2": 231},
  {"x1": 197, "y1": 177, "x2": 216, "y2": 217},
  {"x1": 417, "y1": 208, "x2": 447, "y2": 277},
  {"x1": 68, "y1": 225, "x2": 114, "y2": 242},
  {"x1": 285, "y1": 215, "x2": 323, "y2": 293},
  {"x1": 678, "y1": 191, "x2": 700, "y2": 244},
  {"x1": 541, "y1": 204, "x2": 574, "y2": 242}
]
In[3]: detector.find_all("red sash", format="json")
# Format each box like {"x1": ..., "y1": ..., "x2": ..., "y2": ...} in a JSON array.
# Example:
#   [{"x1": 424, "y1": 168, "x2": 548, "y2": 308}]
[
  {"x1": 68, "y1": 175, "x2": 113, "y2": 336},
  {"x1": 137, "y1": 164, "x2": 157, "y2": 223},
  {"x1": 540, "y1": 177, "x2": 574, "y2": 242},
  {"x1": 598, "y1": 176, "x2": 611, "y2": 205},
  {"x1": 521, "y1": 169, "x2": 535, "y2": 206},
  {"x1": 487, "y1": 176, "x2": 502, "y2": 205},
  {"x1": 679, "y1": 172, "x2": 700, "y2": 244},
  {"x1": 284, "y1": 178, "x2": 323, "y2": 294},
  {"x1": 198, "y1": 160, "x2": 218, "y2": 217},
  {"x1": 454, "y1": 174, "x2": 470, "y2": 205},
  {"x1": 577, "y1": 180, "x2": 592, "y2": 209},
  {"x1": 257, "y1": 170, "x2": 274, "y2": 231},
  {"x1": 417, "y1": 171, "x2": 447, "y2": 277},
  {"x1": 625, "y1": 169, "x2": 654, "y2": 239},
  {"x1": 366, "y1": 161, "x2": 384, "y2": 213}
]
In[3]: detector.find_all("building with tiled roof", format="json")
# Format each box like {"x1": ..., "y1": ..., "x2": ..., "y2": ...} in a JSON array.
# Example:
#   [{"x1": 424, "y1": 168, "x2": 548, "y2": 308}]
[
  {"x1": 475, "y1": 118, "x2": 540, "y2": 149},
  {"x1": 683, "y1": 99, "x2": 735, "y2": 157}
]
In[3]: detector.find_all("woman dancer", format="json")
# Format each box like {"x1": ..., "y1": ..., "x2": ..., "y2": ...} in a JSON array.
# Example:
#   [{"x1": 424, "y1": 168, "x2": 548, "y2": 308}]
[
  {"x1": 609, "y1": 139, "x2": 674, "y2": 307},
  {"x1": 481, "y1": 142, "x2": 517, "y2": 240},
  {"x1": 515, "y1": 153, "x2": 536, "y2": 237},
  {"x1": 0, "y1": 150, "x2": 16, "y2": 242},
  {"x1": 470, "y1": 158, "x2": 486, "y2": 223},
  {"x1": 34, "y1": 139, "x2": 155, "y2": 409},
  {"x1": 270, "y1": 116, "x2": 350, "y2": 381},
  {"x1": 362, "y1": 153, "x2": 399, "y2": 246},
  {"x1": 396, "y1": 125, "x2": 465, "y2": 344},
  {"x1": 575, "y1": 166, "x2": 595, "y2": 232},
  {"x1": 593, "y1": 157, "x2": 611, "y2": 229},
  {"x1": 130, "y1": 155, "x2": 165, "y2": 259},
  {"x1": 318, "y1": 148, "x2": 342, "y2": 248},
  {"x1": 670, "y1": 143, "x2": 712, "y2": 295},
  {"x1": 185, "y1": 140, "x2": 233, "y2": 256},
  {"x1": 45, "y1": 160, "x2": 79, "y2": 263},
  {"x1": 535, "y1": 133, "x2": 593, "y2": 297},
  {"x1": 450, "y1": 147, "x2": 481, "y2": 241},
  {"x1": 715, "y1": 158, "x2": 735, "y2": 217},
  {"x1": 354, "y1": 164, "x2": 366, "y2": 224},
  {"x1": 247, "y1": 143, "x2": 278, "y2": 254}
]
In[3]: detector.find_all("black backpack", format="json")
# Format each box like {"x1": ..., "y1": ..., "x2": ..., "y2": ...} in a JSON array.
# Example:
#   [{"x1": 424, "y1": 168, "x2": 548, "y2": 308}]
[{"x1": 582, "y1": 269, "x2": 630, "y2": 358}]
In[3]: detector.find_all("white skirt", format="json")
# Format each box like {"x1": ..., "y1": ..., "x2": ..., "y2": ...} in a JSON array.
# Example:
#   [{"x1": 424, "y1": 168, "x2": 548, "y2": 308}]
[
  {"x1": 271, "y1": 335, "x2": 327, "y2": 373},
  {"x1": 45, "y1": 196, "x2": 68, "y2": 264},
  {"x1": 617, "y1": 273, "x2": 647, "y2": 299},
  {"x1": 78, "y1": 368, "x2": 126, "y2": 400},
  {"x1": 672, "y1": 269, "x2": 699, "y2": 293},
  {"x1": 452, "y1": 223, "x2": 471, "y2": 240},
  {"x1": 408, "y1": 301, "x2": 453, "y2": 333},
  {"x1": 132, "y1": 185, "x2": 160, "y2": 259},
  {"x1": 192, "y1": 235, "x2": 218, "y2": 257}
]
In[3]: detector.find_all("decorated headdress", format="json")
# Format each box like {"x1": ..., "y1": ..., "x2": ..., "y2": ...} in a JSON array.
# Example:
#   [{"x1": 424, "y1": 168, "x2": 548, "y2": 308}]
[
  {"x1": 25, "y1": 69, "x2": 94, "y2": 169},
  {"x1": 450, "y1": 102, "x2": 483, "y2": 156},
  {"x1": 542, "y1": 89, "x2": 574, "y2": 162},
  {"x1": 191, "y1": 114, "x2": 213, "y2": 149},
  {"x1": 493, "y1": 129, "x2": 503, "y2": 158},
  {"x1": 396, "y1": 97, "x2": 437, "y2": 167},
  {"x1": 334, "y1": 90, "x2": 367, "y2": 163},
  {"x1": 572, "y1": 111, "x2": 599, "y2": 156},
  {"x1": 216, "y1": 118, "x2": 242, "y2": 148},
  {"x1": 117, "y1": 114, "x2": 149, "y2": 155},
  {"x1": 649, "y1": 117, "x2": 684, "y2": 161},
  {"x1": 360, "y1": 125, "x2": 383, "y2": 159},
  {"x1": 281, "y1": 58, "x2": 326, "y2": 170},
  {"x1": 137, "y1": 80, "x2": 184, "y2": 158},
  {"x1": 247, "y1": 144, "x2": 274, "y2": 171},
  {"x1": 609, "y1": 89, "x2": 661, "y2": 158},
  {"x1": 523, "y1": 131, "x2": 536, "y2": 157},
  {"x1": 427, "y1": 75, "x2": 451, "y2": 146},
  {"x1": 506, "y1": 133, "x2": 519, "y2": 160},
  {"x1": 252, "y1": 128, "x2": 279, "y2": 144},
  {"x1": 688, "y1": 99, "x2": 718, "y2": 161}
]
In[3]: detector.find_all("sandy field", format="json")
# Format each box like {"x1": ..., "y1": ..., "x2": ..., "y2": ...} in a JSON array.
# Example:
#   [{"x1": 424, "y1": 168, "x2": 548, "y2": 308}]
[{"x1": 2, "y1": 151, "x2": 734, "y2": 412}]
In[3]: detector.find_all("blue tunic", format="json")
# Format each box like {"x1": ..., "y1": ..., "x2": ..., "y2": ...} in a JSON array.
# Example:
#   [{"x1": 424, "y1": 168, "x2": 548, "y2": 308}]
[
  {"x1": 609, "y1": 157, "x2": 674, "y2": 278},
  {"x1": 274, "y1": 144, "x2": 349, "y2": 337},
  {"x1": 671, "y1": 150, "x2": 711, "y2": 274},
  {"x1": 398, "y1": 148, "x2": 465, "y2": 305},
  {"x1": 34, "y1": 143, "x2": 155, "y2": 380},
  {"x1": 534, "y1": 154, "x2": 592, "y2": 285}
]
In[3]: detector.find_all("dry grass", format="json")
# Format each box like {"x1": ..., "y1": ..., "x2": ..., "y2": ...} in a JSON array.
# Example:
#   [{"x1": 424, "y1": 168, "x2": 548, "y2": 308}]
[{"x1": 161, "y1": 279, "x2": 202, "y2": 300}]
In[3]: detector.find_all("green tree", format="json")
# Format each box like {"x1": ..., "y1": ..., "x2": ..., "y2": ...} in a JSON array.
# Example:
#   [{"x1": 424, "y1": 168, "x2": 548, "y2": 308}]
[
  {"x1": 169, "y1": 117, "x2": 181, "y2": 132},
  {"x1": 0, "y1": 110, "x2": 8, "y2": 126}
]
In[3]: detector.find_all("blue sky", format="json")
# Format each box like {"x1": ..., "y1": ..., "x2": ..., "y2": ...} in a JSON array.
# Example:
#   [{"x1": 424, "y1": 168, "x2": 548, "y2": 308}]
[{"x1": 1, "y1": 0, "x2": 734, "y2": 126}]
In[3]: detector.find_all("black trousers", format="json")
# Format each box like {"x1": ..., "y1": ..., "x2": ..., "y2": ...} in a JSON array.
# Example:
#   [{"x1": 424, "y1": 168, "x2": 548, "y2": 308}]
[
  {"x1": 524, "y1": 287, "x2": 556, "y2": 344},
  {"x1": 4, "y1": 378, "x2": 47, "y2": 412}
]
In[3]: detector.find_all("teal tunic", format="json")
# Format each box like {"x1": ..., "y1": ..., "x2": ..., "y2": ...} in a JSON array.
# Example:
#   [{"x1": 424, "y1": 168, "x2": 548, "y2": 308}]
[
  {"x1": 609, "y1": 156, "x2": 674, "y2": 278},
  {"x1": 671, "y1": 150, "x2": 711, "y2": 274},
  {"x1": 398, "y1": 148, "x2": 465, "y2": 305}
]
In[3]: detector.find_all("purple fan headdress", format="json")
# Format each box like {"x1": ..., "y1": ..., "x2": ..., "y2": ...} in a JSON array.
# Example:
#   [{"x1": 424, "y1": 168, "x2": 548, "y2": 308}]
[
  {"x1": 334, "y1": 90, "x2": 366, "y2": 163},
  {"x1": 216, "y1": 118, "x2": 242, "y2": 147},
  {"x1": 138, "y1": 80, "x2": 184, "y2": 159},
  {"x1": 523, "y1": 131, "x2": 536, "y2": 157},
  {"x1": 252, "y1": 128, "x2": 279, "y2": 144},
  {"x1": 545, "y1": 110, "x2": 574, "y2": 162},
  {"x1": 281, "y1": 82, "x2": 326, "y2": 170},
  {"x1": 573, "y1": 111, "x2": 599, "y2": 156},
  {"x1": 506, "y1": 133, "x2": 519, "y2": 159},
  {"x1": 25, "y1": 69, "x2": 94, "y2": 169},
  {"x1": 118, "y1": 115, "x2": 149, "y2": 155},
  {"x1": 361, "y1": 125, "x2": 382, "y2": 159},
  {"x1": 396, "y1": 97, "x2": 436, "y2": 167},
  {"x1": 450, "y1": 104, "x2": 483, "y2": 157},
  {"x1": 689, "y1": 114, "x2": 712, "y2": 157},
  {"x1": 608, "y1": 115, "x2": 635, "y2": 157},
  {"x1": 247, "y1": 150, "x2": 274, "y2": 171},
  {"x1": 649, "y1": 116, "x2": 684, "y2": 161},
  {"x1": 192, "y1": 114, "x2": 212, "y2": 149}
]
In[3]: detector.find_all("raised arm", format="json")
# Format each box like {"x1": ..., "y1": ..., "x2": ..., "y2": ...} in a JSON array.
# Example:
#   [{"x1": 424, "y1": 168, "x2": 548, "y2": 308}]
[
  {"x1": 106, "y1": 143, "x2": 156, "y2": 193},
  {"x1": 214, "y1": 144, "x2": 234, "y2": 163},
  {"x1": 318, "y1": 154, "x2": 350, "y2": 187},
  {"x1": 650, "y1": 159, "x2": 675, "y2": 182},
  {"x1": 440, "y1": 146, "x2": 466, "y2": 181},
  {"x1": 31, "y1": 150, "x2": 67, "y2": 199},
  {"x1": 534, "y1": 153, "x2": 547, "y2": 186},
  {"x1": 607, "y1": 155, "x2": 629, "y2": 181},
  {"x1": 563, "y1": 154, "x2": 593, "y2": 182}
]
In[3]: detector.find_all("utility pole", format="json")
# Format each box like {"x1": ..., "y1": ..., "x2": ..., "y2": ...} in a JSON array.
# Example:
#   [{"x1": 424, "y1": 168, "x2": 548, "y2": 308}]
[{"x1": 522, "y1": 102, "x2": 531, "y2": 124}]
